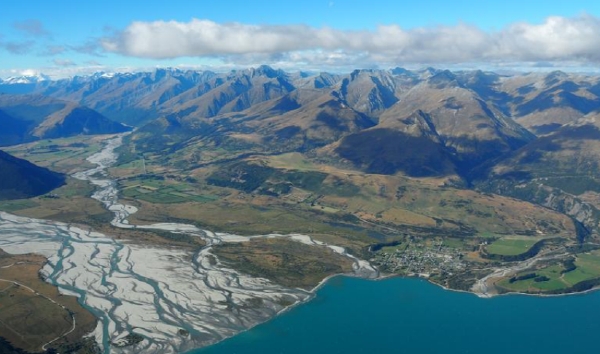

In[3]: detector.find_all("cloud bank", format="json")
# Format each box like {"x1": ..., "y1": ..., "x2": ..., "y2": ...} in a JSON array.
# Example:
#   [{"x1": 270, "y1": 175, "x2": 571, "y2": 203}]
[{"x1": 101, "y1": 14, "x2": 600, "y2": 66}]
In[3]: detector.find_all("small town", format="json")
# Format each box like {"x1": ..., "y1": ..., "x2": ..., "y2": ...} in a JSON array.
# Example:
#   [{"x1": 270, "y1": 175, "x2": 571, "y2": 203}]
[{"x1": 372, "y1": 240, "x2": 467, "y2": 277}]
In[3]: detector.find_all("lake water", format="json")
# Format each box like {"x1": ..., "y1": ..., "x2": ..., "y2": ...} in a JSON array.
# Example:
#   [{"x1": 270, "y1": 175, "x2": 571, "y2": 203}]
[{"x1": 191, "y1": 276, "x2": 600, "y2": 354}]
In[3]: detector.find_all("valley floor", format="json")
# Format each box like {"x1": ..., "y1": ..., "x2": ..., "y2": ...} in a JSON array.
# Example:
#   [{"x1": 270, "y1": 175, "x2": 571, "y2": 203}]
[{"x1": 1, "y1": 134, "x2": 600, "y2": 354}]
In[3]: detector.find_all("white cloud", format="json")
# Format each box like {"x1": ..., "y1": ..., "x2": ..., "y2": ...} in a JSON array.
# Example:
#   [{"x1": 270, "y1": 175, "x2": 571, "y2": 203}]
[
  {"x1": 102, "y1": 20, "x2": 320, "y2": 57},
  {"x1": 19, "y1": 69, "x2": 40, "y2": 76},
  {"x1": 491, "y1": 15, "x2": 600, "y2": 62},
  {"x1": 101, "y1": 14, "x2": 600, "y2": 67}
]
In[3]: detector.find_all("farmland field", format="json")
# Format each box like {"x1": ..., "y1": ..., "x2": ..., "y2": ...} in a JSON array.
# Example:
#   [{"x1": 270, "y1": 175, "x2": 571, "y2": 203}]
[{"x1": 485, "y1": 237, "x2": 540, "y2": 256}]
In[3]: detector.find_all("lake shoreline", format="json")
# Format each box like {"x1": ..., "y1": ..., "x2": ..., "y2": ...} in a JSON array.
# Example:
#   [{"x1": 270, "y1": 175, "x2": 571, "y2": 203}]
[{"x1": 185, "y1": 268, "x2": 600, "y2": 353}]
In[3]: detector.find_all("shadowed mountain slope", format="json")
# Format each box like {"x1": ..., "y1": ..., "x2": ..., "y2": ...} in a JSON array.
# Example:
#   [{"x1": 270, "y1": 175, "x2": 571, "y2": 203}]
[{"x1": 0, "y1": 150, "x2": 65, "y2": 200}]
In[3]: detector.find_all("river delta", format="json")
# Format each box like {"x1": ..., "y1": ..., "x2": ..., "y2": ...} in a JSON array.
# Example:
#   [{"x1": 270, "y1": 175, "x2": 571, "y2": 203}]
[{"x1": 0, "y1": 134, "x2": 376, "y2": 353}]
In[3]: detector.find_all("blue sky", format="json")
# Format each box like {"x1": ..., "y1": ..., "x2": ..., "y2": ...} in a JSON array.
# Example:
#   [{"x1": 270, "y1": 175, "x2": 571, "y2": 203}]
[{"x1": 1, "y1": 0, "x2": 600, "y2": 78}]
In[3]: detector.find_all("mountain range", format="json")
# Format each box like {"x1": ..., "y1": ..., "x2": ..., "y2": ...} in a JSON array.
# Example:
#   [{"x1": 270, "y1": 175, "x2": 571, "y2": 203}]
[
  {"x1": 2, "y1": 65, "x2": 600, "y2": 235},
  {"x1": 4, "y1": 66, "x2": 599, "y2": 136}
]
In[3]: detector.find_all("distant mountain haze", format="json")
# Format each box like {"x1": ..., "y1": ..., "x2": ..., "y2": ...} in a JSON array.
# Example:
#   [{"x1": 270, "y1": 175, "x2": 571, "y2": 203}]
[{"x1": 0, "y1": 94, "x2": 130, "y2": 146}]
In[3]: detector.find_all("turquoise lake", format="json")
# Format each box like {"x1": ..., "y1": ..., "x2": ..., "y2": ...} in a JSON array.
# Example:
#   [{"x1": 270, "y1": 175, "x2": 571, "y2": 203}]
[{"x1": 191, "y1": 276, "x2": 600, "y2": 354}]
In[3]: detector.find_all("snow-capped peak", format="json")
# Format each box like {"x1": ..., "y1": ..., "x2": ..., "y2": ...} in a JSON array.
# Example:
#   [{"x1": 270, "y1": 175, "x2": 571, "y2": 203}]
[
  {"x1": 90, "y1": 71, "x2": 117, "y2": 79},
  {"x1": 4, "y1": 73, "x2": 51, "y2": 84}
]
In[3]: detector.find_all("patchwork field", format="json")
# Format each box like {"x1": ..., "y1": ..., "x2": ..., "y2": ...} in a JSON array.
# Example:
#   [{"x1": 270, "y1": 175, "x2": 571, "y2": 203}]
[
  {"x1": 119, "y1": 176, "x2": 219, "y2": 204},
  {"x1": 496, "y1": 250, "x2": 600, "y2": 293}
]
